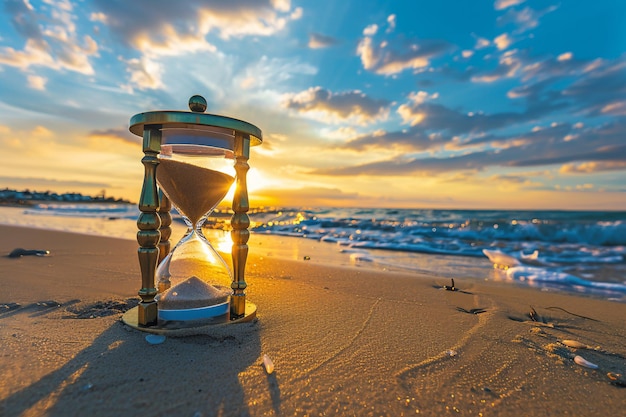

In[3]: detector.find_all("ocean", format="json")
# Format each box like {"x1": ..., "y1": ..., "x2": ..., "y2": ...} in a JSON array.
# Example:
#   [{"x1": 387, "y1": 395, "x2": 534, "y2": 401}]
[{"x1": 2, "y1": 203, "x2": 625, "y2": 302}]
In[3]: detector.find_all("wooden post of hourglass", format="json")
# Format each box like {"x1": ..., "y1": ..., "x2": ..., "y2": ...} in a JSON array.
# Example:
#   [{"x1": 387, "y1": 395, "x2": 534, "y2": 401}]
[
  {"x1": 136, "y1": 125, "x2": 161, "y2": 326},
  {"x1": 230, "y1": 132, "x2": 251, "y2": 319}
]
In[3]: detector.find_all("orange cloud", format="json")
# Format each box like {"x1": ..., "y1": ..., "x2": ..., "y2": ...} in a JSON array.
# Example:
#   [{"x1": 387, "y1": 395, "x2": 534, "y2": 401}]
[{"x1": 560, "y1": 161, "x2": 626, "y2": 174}]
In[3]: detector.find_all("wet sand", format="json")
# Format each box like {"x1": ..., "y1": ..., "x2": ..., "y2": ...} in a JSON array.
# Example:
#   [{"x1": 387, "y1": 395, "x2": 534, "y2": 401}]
[{"x1": 1, "y1": 224, "x2": 625, "y2": 416}]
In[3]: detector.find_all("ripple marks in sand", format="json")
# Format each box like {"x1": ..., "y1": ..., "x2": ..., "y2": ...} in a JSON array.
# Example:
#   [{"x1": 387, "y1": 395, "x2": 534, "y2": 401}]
[
  {"x1": 302, "y1": 298, "x2": 381, "y2": 376},
  {"x1": 394, "y1": 303, "x2": 530, "y2": 413},
  {"x1": 395, "y1": 304, "x2": 626, "y2": 414}
]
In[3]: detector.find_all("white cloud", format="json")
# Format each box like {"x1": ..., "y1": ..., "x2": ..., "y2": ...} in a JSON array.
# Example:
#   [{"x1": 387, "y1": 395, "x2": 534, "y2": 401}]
[
  {"x1": 93, "y1": 1, "x2": 301, "y2": 90},
  {"x1": 462, "y1": 50, "x2": 474, "y2": 58},
  {"x1": 0, "y1": 1, "x2": 98, "y2": 75},
  {"x1": 271, "y1": 0, "x2": 291, "y2": 13},
  {"x1": 290, "y1": 7, "x2": 303, "y2": 20},
  {"x1": 582, "y1": 59, "x2": 603, "y2": 73},
  {"x1": 397, "y1": 109, "x2": 425, "y2": 126},
  {"x1": 46, "y1": 0, "x2": 76, "y2": 33},
  {"x1": 601, "y1": 101, "x2": 626, "y2": 116},
  {"x1": 27, "y1": 74, "x2": 47, "y2": 90},
  {"x1": 494, "y1": 0, "x2": 525, "y2": 11},
  {"x1": 472, "y1": 50, "x2": 521, "y2": 83},
  {"x1": 197, "y1": 7, "x2": 291, "y2": 40},
  {"x1": 283, "y1": 86, "x2": 390, "y2": 125},
  {"x1": 397, "y1": 91, "x2": 438, "y2": 126},
  {"x1": 118, "y1": 1, "x2": 295, "y2": 42},
  {"x1": 511, "y1": 7, "x2": 540, "y2": 32},
  {"x1": 557, "y1": 52, "x2": 573, "y2": 61},
  {"x1": 408, "y1": 91, "x2": 438, "y2": 105},
  {"x1": 122, "y1": 56, "x2": 163, "y2": 90},
  {"x1": 239, "y1": 76, "x2": 256, "y2": 89},
  {"x1": 0, "y1": 40, "x2": 53, "y2": 69},
  {"x1": 236, "y1": 55, "x2": 317, "y2": 92},
  {"x1": 322, "y1": 126, "x2": 359, "y2": 140},
  {"x1": 357, "y1": 37, "x2": 378, "y2": 70},
  {"x1": 498, "y1": 5, "x2": 559, "y2": 34},
  {"x1": 560, "y1": 161, "x2": 626, "y2": 174},
  {"x1": 308, "y1": 33, "x2": 339, "y2": 49},
  {"x1": 357, "y1": 34, "x2": 451, "y2": 75},
  {"x1": 474, "y1": 36, "x2": 490, "y2": 49},
  {"x1": 89, "y1": 12, "x2": 107, "y2": 23},
  {"x1": 386, "y1": 15, "x2": 396, "y2": 33},
  {"x1": 363, "y1": 24, "x2": 378, "y2": 36},
  {"x1": 132, "y1": 25, "x2": 217, "y2": 58},
  {"x1": 494, "y1": 33, "x2": 512, "y2": 50}
]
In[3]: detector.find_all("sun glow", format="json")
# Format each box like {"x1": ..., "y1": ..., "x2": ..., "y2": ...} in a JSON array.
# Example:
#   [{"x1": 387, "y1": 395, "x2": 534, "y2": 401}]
[
  {"x1": 222, "y1": 167, "x2": 280, "y2": 206},
  {"x1": 246, "y1": 167, "x2": 274, "y2": 193}
]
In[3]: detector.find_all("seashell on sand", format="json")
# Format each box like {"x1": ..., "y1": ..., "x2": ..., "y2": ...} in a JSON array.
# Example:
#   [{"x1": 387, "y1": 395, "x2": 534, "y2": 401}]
[
  {"x1": 561, "y1": 339, "x2": 587, "y2": 349},
  {"x1": 573, "y1": 355, "x2": 598, "y2": 369},
  {"x1": 262, "y1": 354, "x2": 275, "y2": 374},
  {"x1": 607, "y1": 372, "x2": 622, "y2": 381}
]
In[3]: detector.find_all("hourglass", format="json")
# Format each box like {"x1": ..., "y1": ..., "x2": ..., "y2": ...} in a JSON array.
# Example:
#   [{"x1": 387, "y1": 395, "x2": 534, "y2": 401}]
[{"x1": 123, "y1": 95, "x2": 262, "y2": 329}]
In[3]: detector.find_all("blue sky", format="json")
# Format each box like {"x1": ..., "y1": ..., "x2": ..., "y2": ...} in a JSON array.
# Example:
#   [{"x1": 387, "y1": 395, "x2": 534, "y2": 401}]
[{"x1": 1, "y1": 0, "x2": 625, "y2": 210}]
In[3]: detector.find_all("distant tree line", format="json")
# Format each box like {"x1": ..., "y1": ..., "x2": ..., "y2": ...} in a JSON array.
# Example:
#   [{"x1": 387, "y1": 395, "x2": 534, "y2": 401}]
[{"x1": 0, "y1": 188, "x2": 132, "y2": 205}]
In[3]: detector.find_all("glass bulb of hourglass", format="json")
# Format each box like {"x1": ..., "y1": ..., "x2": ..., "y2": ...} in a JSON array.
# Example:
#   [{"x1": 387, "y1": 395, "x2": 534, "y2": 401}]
[{"x1": 154, "y1": 148, "x2": 235, "y2": 318}]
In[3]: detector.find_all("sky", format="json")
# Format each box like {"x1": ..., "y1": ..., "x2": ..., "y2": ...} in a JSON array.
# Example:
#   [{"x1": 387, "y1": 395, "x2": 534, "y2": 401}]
[{"x1": 1, "y1": 0, "x2": 625, "y2": 210}]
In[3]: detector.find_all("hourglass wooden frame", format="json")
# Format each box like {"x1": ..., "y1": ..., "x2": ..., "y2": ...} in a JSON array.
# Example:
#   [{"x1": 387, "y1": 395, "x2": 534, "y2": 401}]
[{"x1": 126, "y1": 96, "x2": 262, "y2": 328}]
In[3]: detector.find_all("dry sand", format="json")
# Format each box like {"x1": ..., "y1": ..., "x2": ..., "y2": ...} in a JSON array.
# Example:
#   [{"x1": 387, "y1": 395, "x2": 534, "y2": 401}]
[{"x1": 1, "y1": 224, "x2": 625, "y2": 416}]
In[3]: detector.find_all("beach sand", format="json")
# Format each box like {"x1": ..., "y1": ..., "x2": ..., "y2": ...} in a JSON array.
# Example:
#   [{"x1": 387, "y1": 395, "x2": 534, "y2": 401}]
[{"x1": 1, "y1": 224, "x2": 625, "y2": 416}]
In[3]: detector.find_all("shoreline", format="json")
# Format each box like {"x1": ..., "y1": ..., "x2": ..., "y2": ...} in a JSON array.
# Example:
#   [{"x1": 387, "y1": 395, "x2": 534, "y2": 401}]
[
  {"x1": 0, "y1": 205, "x2": 493, "y2": 276},
  {"x1": 2, "y1": 207, "x2": 625, "y2": 304},
  {"x1": 1, "y1": 225, "x2": 626, "y2": 416}
]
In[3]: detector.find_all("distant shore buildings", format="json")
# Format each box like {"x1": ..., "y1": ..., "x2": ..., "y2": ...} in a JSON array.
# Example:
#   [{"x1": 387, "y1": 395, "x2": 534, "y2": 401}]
[{"x1": 0, "y1": 188, "x2": 132, "y2": 205}]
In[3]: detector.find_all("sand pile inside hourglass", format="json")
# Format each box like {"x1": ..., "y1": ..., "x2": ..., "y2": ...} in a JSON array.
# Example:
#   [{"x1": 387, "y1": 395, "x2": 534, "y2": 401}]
[
  {"x1": 156, "y1": 158, "x2": 235, "y2": 311},
  {"x1": 158, "y1": 276, "x2": 230, "y2": 309}
]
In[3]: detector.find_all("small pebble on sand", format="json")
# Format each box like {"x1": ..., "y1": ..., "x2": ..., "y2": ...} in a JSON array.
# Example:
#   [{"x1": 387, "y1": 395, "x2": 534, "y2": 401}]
[{"x1": 146, "y1": 334, "x2": 166, "y2": 345}]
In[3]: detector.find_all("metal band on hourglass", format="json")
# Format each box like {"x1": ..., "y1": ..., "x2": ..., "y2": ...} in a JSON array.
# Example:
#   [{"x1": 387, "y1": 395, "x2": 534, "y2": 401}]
[{"x1": 126, "y1": 95, "x2": 262, "y2": 329}]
